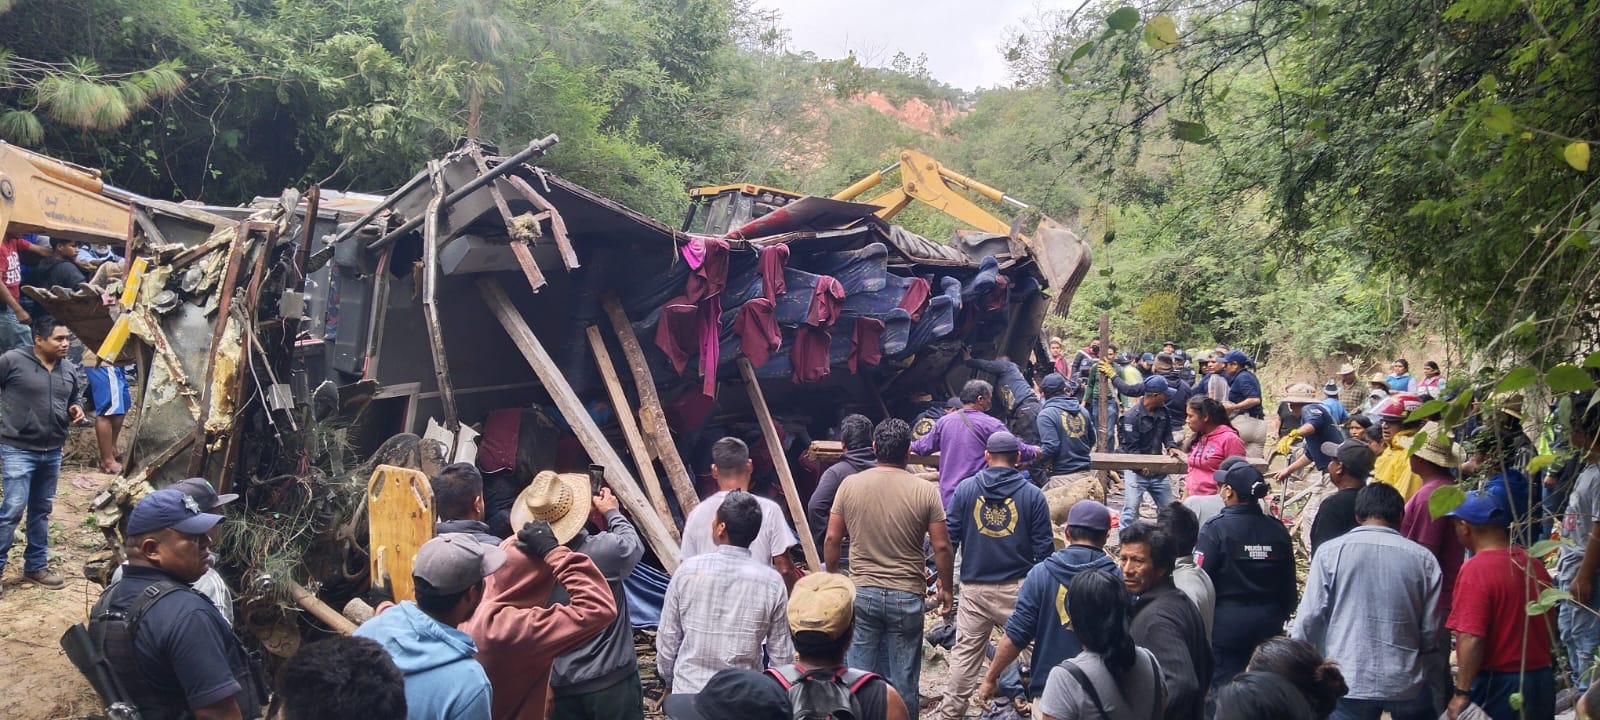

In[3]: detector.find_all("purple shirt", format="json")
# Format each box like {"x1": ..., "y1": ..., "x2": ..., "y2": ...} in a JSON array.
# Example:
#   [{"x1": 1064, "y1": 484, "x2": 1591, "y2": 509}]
[{"x1": 911, "y1": 408, "x2": 1039, "y2": 506}]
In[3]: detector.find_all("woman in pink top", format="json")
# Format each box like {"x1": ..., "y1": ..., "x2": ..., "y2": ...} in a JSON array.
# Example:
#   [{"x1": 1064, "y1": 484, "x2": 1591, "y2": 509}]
[{"x1": 1179, "y1": 396, "x2": 1245, "y2": 496}]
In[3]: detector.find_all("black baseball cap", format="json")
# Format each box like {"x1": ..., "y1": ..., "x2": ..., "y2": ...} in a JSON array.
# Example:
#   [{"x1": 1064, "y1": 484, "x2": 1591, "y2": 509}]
[
  {"x1": 662, "y1": 669, "x2": 791, "y2": 720},
  {"x1": 171, "y1": 477, "x2": 239, "y2": 512},
  {"x1": 1320, "y1": 439, "x2": 1376, "y2": 480}
]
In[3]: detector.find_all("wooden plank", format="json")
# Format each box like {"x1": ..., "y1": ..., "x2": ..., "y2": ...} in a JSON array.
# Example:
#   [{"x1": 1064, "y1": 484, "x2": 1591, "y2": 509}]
[
  {"x1": 1096, "y1": 313, "x2": 1111, "y2": 453},
  {"x1": 599, "y1": 294, "x2": 700, "y2": 517},
  {"x1": 470, "y1": 147, "x2": 546, "y2": 293},
  {"x1": 368, "y1": 464, "x2": 434, "y2": 602},
  {"x1": 480, "y1": 278, "x2": 681, "y2": 572},
  {"x1": 909, "y1": 450, "x2": 1267, "y2": 476},
  {"x1": 738, "y1": 357, "x2": 822, "y2": 571},
  {"x1": 504, "y1": 174, "x2": 578, "y2": 270},
  {"x1": 586, "y1": 324, "x2": 680, "y2": 541}
]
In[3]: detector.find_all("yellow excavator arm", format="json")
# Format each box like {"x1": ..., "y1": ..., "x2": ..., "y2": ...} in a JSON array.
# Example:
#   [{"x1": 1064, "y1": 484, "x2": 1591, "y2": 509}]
[
  {"x1": 831, "y1": 150, "x2": 1031, "y2": 237},
  {"x1": 0, "y1": 141, "x2": 130, "y2": 244}
]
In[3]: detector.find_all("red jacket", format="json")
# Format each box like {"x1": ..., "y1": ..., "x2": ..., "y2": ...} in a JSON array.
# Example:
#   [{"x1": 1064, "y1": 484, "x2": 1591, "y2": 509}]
[{"x1": 463, "y1": 541, "x2": 617, "y2": 720}]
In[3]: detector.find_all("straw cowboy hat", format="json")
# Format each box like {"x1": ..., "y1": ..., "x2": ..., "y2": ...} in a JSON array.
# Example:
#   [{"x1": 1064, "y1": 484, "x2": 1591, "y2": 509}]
[
  {"x1": 1337, "y1": 363, "x2": 1357, "y2": 376},
  {"x1": 1281, "y1": 382, "x2": 1321, "y2": 405},
  {"x1": 1400, "y1": 422, "x2": 1464, "y2": 469},
  {"x1": 508, "y1": 471, "x2": 593, "y2": 543}
]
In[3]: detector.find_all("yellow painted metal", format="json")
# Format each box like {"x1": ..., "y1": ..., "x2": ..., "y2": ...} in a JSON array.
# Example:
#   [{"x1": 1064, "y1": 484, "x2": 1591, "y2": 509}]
[
  {"x1": 0, "y1": 141, "x2": 129, "y2": 244},
  {"x1": 94, "y1": 257, "x2": 150, "y2": 361}
]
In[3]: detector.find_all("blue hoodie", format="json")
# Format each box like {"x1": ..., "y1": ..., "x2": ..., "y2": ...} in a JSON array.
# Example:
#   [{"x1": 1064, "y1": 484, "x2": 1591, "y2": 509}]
[
  {"x1": 354, "y1": 601, "x2": 492, "y2": 720},
  {"x1": 947, "y1": 466, "x2": 1052, "y2": 584},
  {"x1": 1036, "y1": 395, "x2": 1094, "y2": 474},
  {"x1": 1003, "y1": 543, "x2": 1121, "y2": 698}
]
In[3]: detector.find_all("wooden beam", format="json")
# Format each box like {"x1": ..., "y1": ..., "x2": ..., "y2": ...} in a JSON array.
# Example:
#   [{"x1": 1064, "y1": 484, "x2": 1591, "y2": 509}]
[
  {"x1": 1096, "y1": 313, "x2": 1111, "y2": 453},
  {"x1": 479, "y1": 278, "x2": 681, "y2": 572},
  {"x1": 599, "y1": 294, "x2": 700, "y2": 517},
  {"x1": 586, "y1": 325, "x2": 680, "y2": 541},
  {"x1": 738, "y1": 357, "x2": 822, "y2": 571}
]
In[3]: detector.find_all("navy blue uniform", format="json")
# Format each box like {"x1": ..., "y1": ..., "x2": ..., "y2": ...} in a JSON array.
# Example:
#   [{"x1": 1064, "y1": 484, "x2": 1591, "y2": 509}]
[
  {"x1": 1227, "y1": 369, "x2": 1265, "y2": 419},
  {"x1": 1194, "y1": 503, "x2": 1297, "y2": 690},
  {"x1": 946, "y1": 466, "x2": 1053, "y2": 584},
  {"x1": 1116, "y1": 402, "x2": 1174, "y2": 455},
  {"x1": 1297, "y1": 403, "x2": 1346, "y2": 470},
  {"x1": 966, "y1": 358, "x2": 1037, "y2": 419},
  {"x1": 104, "y1": 565, "x2": 265, "y2": 718},
  {"x1": 1036, "y1": 395, "x2": 1094, "y2": 474}
]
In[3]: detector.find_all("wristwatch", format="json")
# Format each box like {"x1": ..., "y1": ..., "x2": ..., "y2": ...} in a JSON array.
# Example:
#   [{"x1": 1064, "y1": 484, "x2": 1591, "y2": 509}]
[{"x1": 1452, "y1": 686, "x2": 1473, "y2": 697}]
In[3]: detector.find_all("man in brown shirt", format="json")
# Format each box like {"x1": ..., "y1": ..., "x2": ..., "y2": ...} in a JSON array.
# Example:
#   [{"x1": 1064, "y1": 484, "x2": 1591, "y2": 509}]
[{"x1": 825, "y1": 418, "x2": 953, "y2": 714}]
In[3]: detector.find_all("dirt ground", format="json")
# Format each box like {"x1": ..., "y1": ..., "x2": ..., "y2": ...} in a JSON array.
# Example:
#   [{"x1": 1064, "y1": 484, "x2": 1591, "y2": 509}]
[{"x1": 0, "y1": 464, "x2": 112, "y2": 720}]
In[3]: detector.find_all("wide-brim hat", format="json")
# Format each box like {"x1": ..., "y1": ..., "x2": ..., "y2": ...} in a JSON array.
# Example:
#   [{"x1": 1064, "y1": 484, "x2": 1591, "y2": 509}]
[
  {"x1": 508, "y1": 471, "x2": 593, "y2": 544},
  {"x1": 1337, "y1": 363, "x2": 1357, "y2": 376},
  {"x1": 1281, "y1": 382, "x2": 1321, "y2": 405},
  {"x1": 1399, "y1": 422, "x2": 1464, "y2": 469}
]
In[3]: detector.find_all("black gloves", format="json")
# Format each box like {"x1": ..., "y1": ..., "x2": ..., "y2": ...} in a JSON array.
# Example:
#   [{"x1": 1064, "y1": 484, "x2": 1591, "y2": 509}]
[{"x1": 516, "y1": 521, "x2": 560, "y2": 559}]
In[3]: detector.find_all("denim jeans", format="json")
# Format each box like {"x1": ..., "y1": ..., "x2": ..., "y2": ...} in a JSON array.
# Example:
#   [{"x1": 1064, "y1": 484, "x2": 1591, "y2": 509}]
[
  {"x1": 1560, "y1": 575, "x2": 1600, "y2": 691},
  {"x1": 1331, "y1": 693, "x2": 1436, "y2": 720},
  {"x1": 1120, "y1": 470, "x2": 1172, "y2": 528},
  {"x1": 1470, "y1": 668, "x2": 1554, "y2": 720},
  {"x1": 850, "y1": 586, "x2": 926, "y2": 712},
  {"x1": 0, "y1": 445, "x2": 63, "y2": 574},
  {"x1": 0, "y1": 308, "x2": 28, "y2": 352}
]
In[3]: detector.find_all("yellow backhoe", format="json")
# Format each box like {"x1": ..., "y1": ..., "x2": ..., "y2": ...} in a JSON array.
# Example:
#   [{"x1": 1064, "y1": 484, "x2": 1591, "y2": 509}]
[{"x1": 0, "y1": 141, "x2": 130, "y2": 245}]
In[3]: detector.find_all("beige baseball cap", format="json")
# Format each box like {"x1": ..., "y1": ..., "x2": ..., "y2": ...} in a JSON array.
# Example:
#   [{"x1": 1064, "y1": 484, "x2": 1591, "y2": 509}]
[{"x1": 787, "y1": 572, "x2": 856, "y2": 640}]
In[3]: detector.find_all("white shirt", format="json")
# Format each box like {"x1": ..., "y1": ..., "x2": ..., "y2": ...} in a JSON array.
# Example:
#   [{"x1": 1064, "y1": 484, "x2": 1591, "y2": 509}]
[{"x1": 679, "y1": 490, "x2": 798, "y2": 566}]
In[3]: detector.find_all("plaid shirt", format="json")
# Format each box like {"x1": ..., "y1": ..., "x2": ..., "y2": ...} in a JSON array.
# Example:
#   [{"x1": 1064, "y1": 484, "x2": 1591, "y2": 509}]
[
  {"x1": 656, "y1": 545, "x2": 793, "y2": 693},
  {"x1": 1339, "y1": 381, "x2": 1366, "y2": 414}
]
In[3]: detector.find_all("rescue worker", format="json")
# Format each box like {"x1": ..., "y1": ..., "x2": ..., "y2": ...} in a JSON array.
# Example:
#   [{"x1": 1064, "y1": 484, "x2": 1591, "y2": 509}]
[
  {"x1": 1113, "y1": 375, "x2": 1176, "y2": 529},
  {"x1": 1220, "y1": 350, "x2": 1267, "y2": 458},
  {"x1": 1195, "y1": 460, "x2": 1298, "y2": 692},
  {"x1": 1272, "y1": 385, "x2": 1347, "y2": 483},
  {"x1": 1035, "y1": 373, "x2": 1095, "y2": 485},
  {"x1": 964, "y1": 349, "x2": 1042, "y2": 445},
  {"x1": 1371, "y1": 393, "x2": 1427, "y2": 500}
]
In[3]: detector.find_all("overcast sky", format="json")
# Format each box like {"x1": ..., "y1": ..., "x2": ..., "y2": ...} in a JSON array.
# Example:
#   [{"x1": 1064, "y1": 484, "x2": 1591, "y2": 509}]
[{"x1": 751, "y1": 0, "x2": 1042, "y2": 90}]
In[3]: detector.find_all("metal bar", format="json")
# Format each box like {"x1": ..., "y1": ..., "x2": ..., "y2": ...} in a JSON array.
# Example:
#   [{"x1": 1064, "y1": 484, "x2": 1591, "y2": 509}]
[
  {"x1": 420, "y1": 162, "x2": 458, "y2": 430},
  {"x1": 366, "y1": 135, "x2": 560, "y2": 252},
  {"x1": 309, "y1": 169, "x2": 431, "y2": 265}
]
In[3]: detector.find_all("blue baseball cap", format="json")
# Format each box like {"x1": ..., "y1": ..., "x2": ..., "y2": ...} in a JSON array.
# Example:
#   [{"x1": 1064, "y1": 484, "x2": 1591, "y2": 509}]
[
  {"x1": 1223, "y1": 350, "x2": 1253, "y2": 367},
  {"x1": 986, "y1": 431, "x2": 1021, "y2": 453},
  {"x1": 1067, "y1": 501, "x2": 1111, "y2": 531},
  {"x1": 1444, "y1": 490, "x2": 1510, "y2": 526},
  {"x1": 126, "y1": 488, "x2": 225, "y2": 536},
  {"x1": 1142, "y1": 375, "x2": 1171, "y2": 396},
  {"x1": 1140, "y1": 353, "x2": 1156, "y2": 363},
  {"x1": 1040, "y1": 373, "x2": 1068, "y2": 395}
]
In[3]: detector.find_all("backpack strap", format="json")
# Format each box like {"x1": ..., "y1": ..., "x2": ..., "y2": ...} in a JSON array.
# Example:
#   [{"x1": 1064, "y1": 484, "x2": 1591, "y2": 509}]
[
  {"x1": 124, "y1": 580, "x2": 195, "y2": 630},
  {"x1": 838, "y1": 668, "x2": 882, "y2": 694},
  {"x1": 1062, "y1": 662, "x2": 1110, "y2": 720},
  {"x1": 765, "y1": 667, "x2": 795, "y2": 690}
]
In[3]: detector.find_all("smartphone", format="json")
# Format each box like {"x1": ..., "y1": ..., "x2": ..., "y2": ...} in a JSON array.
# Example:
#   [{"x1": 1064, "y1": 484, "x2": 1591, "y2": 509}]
[{"x1": 588, "y1": 464, "x2": 605, "y2": 496}]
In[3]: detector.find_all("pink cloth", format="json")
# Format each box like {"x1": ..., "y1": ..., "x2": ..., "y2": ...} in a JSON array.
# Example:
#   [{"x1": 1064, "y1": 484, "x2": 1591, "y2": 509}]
[
  {"x1": 806, "y1": 276, "x2": 845, "y2": 328},
  {"x1": 792, "y1": 326, "x2": 832, "y2": 383},
  {"x1": 683, "y1": 236, "x2": 729, "y2": 303},
  {"x1": 1185, "y1": 424, "x2": 1246, "y2": 496},
  {"x1": 759, "y1": 245, "x2": 789, "y2": 303},
  {"x1": 653, "y1": 235, "x2": 730, "y2": 396},
  {"x1": 654, "y1": 299, "x2": 701, "y2": 374},
  {"x1": 735, "y1": 298, "x2": 781, "y2": 367},
  {"x1": 898, "y1": 276, "x2": 931, "y2": 321},
  {"x1": 849, "y1": 317, "x2": 884, "y2": 372},
  {"x1": 477, "y1": 408, "x2": 523, "y2": 474}
]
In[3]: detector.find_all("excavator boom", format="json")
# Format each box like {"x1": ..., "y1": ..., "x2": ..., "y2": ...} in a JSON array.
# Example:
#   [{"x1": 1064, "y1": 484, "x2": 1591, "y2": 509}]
[
  {"x1": 831, "y1": 150, "x2": 1028, "y2": 236},
  {"x1": 0, "y1": 141, "x2": 130, "y2": 244}
]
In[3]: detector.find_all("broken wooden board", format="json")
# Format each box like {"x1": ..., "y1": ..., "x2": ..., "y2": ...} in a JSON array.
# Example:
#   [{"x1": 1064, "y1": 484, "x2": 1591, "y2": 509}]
[
  {"x1": 908, "y1": 451, "x2": 1267, "y2": 476},
  {"x1": 739, "y1": 357, "x2": 822, "y2": 571},
  {"x1": 368, "y1": 464, "x2": 434, "y2": 602}
]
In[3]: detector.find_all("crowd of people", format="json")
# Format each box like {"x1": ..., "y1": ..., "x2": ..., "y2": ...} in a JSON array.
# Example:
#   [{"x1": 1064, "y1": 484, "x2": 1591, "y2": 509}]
[{"x1": 30, "y1": 327, "x2": 1600, "y2": 720}]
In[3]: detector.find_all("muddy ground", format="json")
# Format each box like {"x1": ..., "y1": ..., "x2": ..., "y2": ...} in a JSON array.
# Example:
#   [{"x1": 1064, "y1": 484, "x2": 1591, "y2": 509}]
[{"x1": 0, "y1": 463, "x2": 111, "y2": 720}]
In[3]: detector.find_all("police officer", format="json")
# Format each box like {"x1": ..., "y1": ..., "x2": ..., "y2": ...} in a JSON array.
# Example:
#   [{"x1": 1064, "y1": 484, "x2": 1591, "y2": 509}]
[
  {"x1": 1195, "y1": 460, "x2": 1297, "y2": 692},
  {"x1": 1221, "y1": 350, "x2": 1267, "y2": 457},
  {"x1": 1035, "y1": 373, "x2": 1094, "y2": 484},
  {"x1": 97, "y1": 488, "x2": 266, "y2": 719},
  {"x1": 913, "y1": 396, "x2": 960, "y2": 442},
  {"x1": 1113, "y1": 375, "x2": 1176, "y2": 529},
  {"x1": 964, "y1": 350, "x2": 1042, "y2": 444},
  {"x1": 1273, "y1": 386, "x2": 1347, "y2": 483}
]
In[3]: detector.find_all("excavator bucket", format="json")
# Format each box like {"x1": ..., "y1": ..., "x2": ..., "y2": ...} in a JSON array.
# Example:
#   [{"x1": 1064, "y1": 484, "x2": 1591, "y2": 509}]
[{"x1": 1028, "y1": 216, "x2": 1092, "y2": 315}]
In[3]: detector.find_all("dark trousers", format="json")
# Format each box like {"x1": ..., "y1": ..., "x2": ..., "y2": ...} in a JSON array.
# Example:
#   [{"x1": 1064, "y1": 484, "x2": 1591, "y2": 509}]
[
  {"x1": 1210, "y1": 603, "x2": 1285, "y2": 690},
  {"x1": 551, "y1": 671, "x2": 644, "y2": 720},
  {"x1": 1471, "y1": 668, "x2": 1554, "y2": 720}
]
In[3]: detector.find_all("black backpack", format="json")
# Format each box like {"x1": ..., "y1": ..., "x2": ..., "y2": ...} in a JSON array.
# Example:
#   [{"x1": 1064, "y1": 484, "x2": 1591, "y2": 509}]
[
  {"x1": 61, "y1": 579, "x2": 195, "y2": 720},
  {"x1": 765, "y1": 665, "x2": 881, "y2": 720}
]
